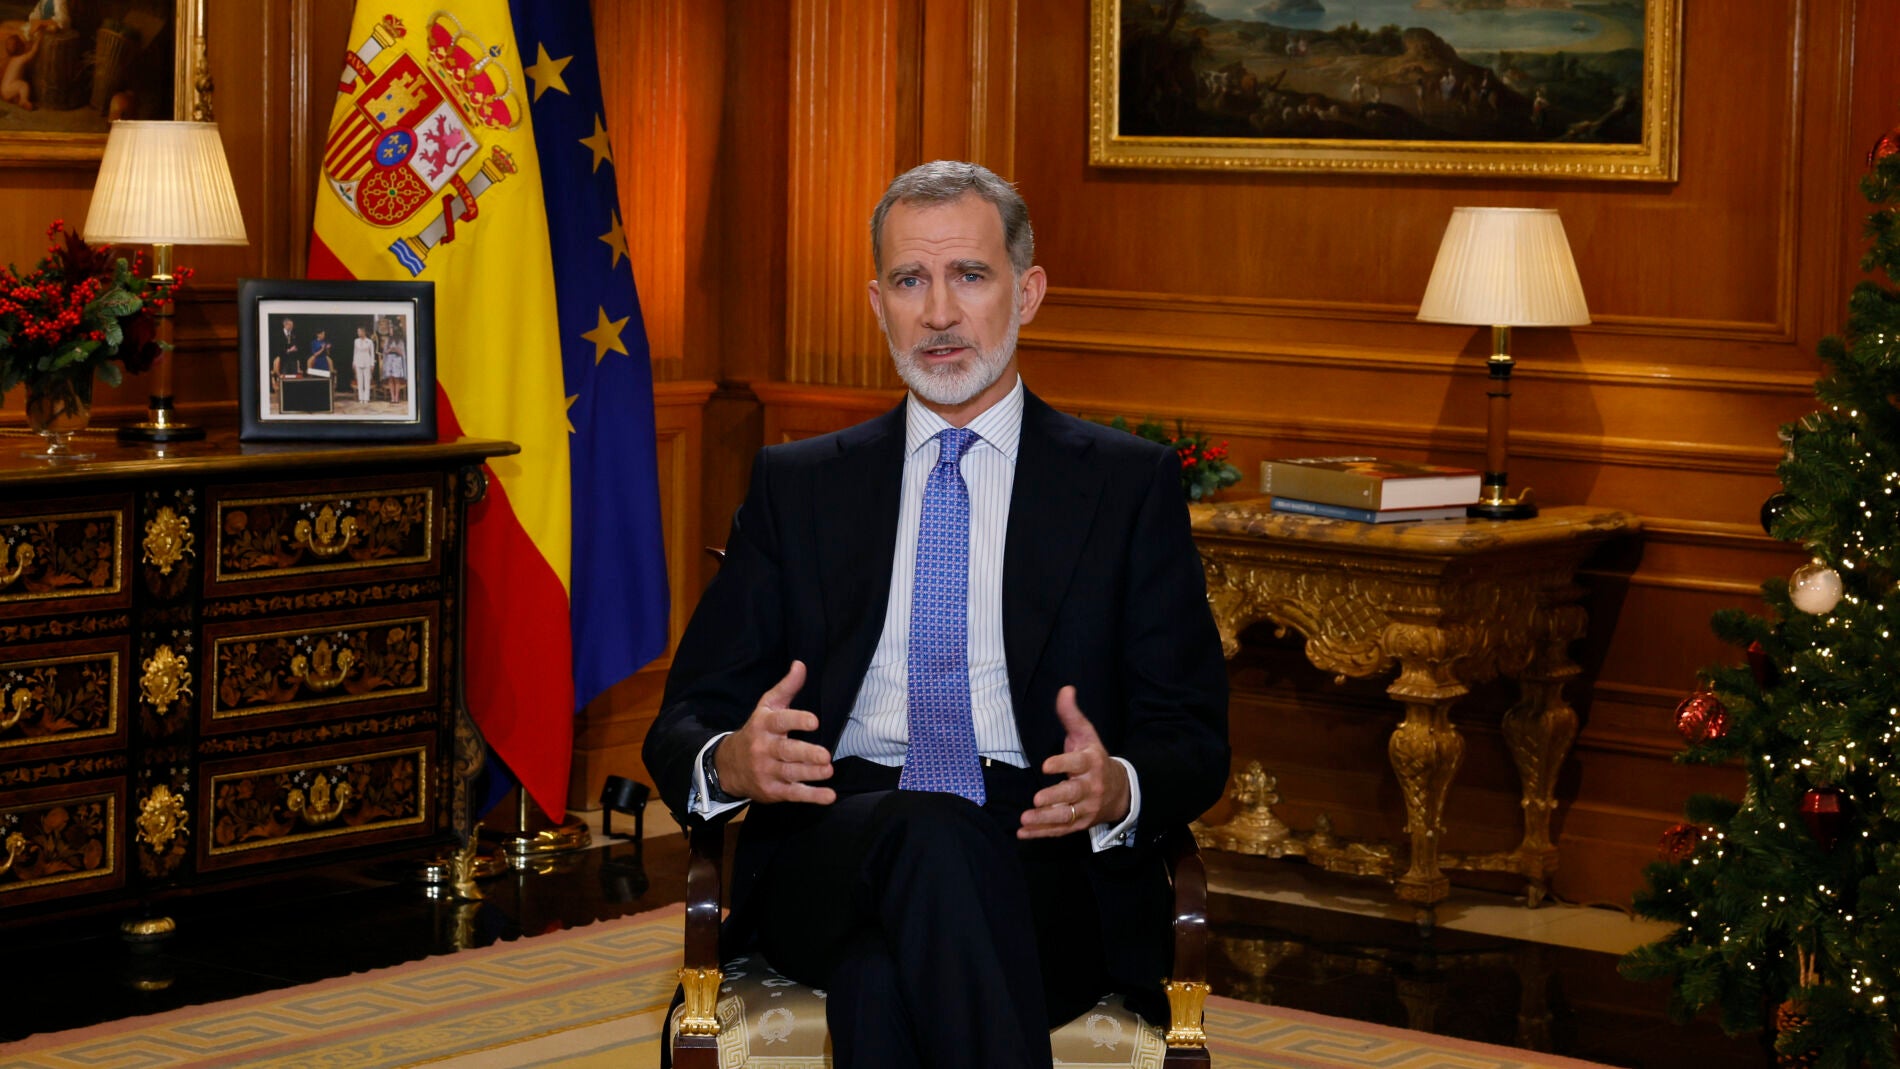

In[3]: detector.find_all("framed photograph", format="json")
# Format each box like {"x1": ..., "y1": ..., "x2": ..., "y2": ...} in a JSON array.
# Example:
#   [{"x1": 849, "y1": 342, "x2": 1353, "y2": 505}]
[
  {"x1": 1090, "y1": 0, "x2": 1681, "y2": 181},
  {"x1": 237, "y1": 278, "x2": 437, "y2": 443},
  {"x1": 0, "y1": 0, "x2": 207, "y2": 167}
]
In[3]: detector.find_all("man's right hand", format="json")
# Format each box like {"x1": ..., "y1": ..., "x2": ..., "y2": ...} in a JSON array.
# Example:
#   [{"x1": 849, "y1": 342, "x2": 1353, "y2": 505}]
[{"x1": 713, "y1": 660, "x2": 836, "y2": 805}]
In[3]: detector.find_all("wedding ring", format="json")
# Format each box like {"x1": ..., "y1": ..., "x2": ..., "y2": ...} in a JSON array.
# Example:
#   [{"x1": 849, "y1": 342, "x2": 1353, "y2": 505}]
[{"x1": 1067, "y1": 803, "x2": 1077, "y2": 824}]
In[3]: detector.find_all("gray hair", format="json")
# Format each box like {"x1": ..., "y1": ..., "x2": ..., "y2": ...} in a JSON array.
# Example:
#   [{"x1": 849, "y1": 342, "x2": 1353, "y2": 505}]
[{"x1": 870, "y1": 160, "x2": 1035, "y2": 277}]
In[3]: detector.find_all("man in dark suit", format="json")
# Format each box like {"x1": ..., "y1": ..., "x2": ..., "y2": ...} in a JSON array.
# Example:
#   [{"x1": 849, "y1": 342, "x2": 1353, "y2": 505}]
[
  {"x1": 272, "y1": 317, "x2": 302, "y2": 378},
  {"x1": 644, "y1": 161, "x2": 1228, "y2": 1069}
]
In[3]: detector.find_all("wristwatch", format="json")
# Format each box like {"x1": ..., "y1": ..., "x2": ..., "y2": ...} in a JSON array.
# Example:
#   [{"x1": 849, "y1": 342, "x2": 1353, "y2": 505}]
[{"x1": 702, "y1": 739, "x2": 739, "y2": 803}]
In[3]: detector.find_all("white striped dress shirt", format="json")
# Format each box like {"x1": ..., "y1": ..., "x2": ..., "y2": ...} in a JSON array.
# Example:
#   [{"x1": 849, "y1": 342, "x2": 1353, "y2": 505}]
[{"x1": 835, "y1": 381, "x2": 1027, "y2": 767}]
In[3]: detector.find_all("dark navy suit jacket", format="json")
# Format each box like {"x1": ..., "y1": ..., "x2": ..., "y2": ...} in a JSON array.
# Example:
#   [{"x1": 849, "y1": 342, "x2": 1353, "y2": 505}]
[{"x1": 644, "y1": 389, "x2": 1229, "y2": 1008}]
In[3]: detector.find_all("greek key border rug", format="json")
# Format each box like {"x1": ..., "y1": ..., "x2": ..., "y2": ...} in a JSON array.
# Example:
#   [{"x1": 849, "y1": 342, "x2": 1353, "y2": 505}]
[{"x1": 2, "y1": 903, "x2": 1608, "y2": 1068}]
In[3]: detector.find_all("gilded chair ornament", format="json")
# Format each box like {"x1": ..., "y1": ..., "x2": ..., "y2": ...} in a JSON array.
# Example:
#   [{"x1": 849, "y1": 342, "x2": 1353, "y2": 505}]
[
  {"x1": 291, "y1": 640, "x2": 356, "y2": 692},
  {"x1": 1162, "y1": 979, "x2": 1210, "y2": 1047},
  {"x1": 135, "y1": 784, "x2": 190, "y2": 853},
  {"x1": 677, "y1": 966, "x2": 723, "y2": 1036},
  {"x1": 140, "y1": 645, "x2": 194, "y2": 715},
  {"x1": 0, "y1": 541, "x2": 32, "y2": 588},
  {"x1": 287, "y1": 775, "x2": 352, "y2": 825},
  {"x1": 142, "y1": 506, "x2": 196, "y2": 576},
  {"x1": 293, "y1": 506, "x2": 361, "y2": 558}
]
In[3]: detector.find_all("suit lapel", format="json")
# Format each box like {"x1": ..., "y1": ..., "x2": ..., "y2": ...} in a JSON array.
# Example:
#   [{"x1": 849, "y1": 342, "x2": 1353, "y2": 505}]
[
  {"x1": 815, "y1": 403, "x2": 907, "y2": 728},
  {"x1": 1003, "y1": 391, "x2": 1105, "y2": 752}
]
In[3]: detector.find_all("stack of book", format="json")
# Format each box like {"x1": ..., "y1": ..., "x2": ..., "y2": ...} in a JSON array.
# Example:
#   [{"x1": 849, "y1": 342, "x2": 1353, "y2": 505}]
[{"x1": 1261, "y1": 457, "x2": 1481, "y2": 523}]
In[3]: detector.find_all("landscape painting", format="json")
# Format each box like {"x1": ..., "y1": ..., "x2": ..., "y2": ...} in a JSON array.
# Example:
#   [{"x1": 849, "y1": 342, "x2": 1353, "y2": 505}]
[
  {"x1": 1090, "y1": 0, "x2": 1680, "y2": 180},
  {"x1": 0, "y1": 0, "x2": 191, "y2": 165}
]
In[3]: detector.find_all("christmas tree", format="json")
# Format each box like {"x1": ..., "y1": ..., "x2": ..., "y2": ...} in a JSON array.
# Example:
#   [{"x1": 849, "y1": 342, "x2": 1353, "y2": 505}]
[{"x1": 1620, "y1": 129, "x2": 1900, "y2": 1068}]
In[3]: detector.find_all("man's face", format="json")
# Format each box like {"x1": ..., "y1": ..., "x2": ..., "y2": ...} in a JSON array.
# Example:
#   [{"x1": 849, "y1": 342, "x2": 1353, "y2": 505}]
[{"x1": 868, "y1": 193, "x2": 1046, "y2": 417}]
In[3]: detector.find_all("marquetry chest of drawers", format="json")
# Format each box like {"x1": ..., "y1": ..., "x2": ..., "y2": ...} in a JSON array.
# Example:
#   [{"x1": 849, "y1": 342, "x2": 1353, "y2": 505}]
[{"x1": 0, "y1": 431, "x2": 516, "y2": 922}]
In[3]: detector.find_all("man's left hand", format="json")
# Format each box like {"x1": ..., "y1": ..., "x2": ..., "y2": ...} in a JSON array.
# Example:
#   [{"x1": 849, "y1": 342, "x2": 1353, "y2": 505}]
[{"x1": 1019, "y1": 686, "x2": 1128, "y2": 839}]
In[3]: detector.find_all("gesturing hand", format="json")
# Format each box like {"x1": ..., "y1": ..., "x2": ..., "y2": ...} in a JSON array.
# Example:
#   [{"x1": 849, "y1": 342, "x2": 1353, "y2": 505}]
[
  {"x1": 1019, "y1": 686, "x2": 1129, "y2": 839},
  {"x1": 714, "y1": 660, "x2": 836, "y2": 805}
]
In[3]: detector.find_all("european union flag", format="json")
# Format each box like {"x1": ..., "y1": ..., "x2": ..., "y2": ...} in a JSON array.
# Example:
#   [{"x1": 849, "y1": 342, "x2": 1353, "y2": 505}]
[{"x1": 512, "y1": 3, "x2": 670, "y2": 720}]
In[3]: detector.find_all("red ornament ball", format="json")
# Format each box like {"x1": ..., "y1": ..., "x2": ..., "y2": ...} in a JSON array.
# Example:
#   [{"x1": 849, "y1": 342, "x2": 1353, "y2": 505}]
[
  {"x1": 1659, "y1": 822, "x2": 1706, "y2": 862},
  {"x1": 1800, "y1": 786, "x2": 1846, "y2": 852},
  {"x1": 1675, "y1": 691, "x2": 1730, "y2": 742}
]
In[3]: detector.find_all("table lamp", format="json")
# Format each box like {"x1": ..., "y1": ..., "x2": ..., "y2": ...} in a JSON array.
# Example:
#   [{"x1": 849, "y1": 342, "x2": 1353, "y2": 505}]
[
  {"x1": 1416, "y1": 207, "x2": 1589, "y2": 520},
  {"x1": 83, "y1": 120, "x2": 248, "y2": 442}
]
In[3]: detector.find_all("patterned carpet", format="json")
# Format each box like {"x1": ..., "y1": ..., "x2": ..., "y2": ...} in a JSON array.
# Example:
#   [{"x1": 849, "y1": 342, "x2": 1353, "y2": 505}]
[{"x1": 1, "y1": 904, "x2": 1611, "y2": 1068}]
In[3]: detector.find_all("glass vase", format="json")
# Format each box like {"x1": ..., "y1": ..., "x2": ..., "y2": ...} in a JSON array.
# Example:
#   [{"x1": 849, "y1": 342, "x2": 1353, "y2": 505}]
[{"x1": 23, "y1": 374, "x2": 95, "y2": 461}]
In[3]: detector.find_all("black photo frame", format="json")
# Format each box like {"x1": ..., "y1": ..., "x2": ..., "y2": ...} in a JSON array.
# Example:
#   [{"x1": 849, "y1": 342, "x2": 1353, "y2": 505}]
[{"x1": 237, "y1": 278, "x2": 436, "y2": 442}]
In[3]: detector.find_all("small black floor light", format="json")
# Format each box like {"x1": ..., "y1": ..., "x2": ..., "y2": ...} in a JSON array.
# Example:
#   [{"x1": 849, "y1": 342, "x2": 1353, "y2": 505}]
[{"x1": 599, "y1": 775, "x2": 649, "y2": 841}]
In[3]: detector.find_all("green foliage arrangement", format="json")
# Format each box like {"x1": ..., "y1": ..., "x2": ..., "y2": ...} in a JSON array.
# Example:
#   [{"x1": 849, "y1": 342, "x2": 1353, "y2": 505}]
[
  {"x1": 0, "y1": 220, "x2": 171, "y2": 417},
  {"x1": 1106, "y1": 416, "x2": 1242, "y2": 501}
]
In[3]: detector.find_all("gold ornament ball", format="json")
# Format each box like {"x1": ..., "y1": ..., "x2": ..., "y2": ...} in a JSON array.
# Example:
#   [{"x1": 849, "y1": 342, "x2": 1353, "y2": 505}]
[{"x1": 1789, "y1": 560, "x2": 1843, "y2": 614}]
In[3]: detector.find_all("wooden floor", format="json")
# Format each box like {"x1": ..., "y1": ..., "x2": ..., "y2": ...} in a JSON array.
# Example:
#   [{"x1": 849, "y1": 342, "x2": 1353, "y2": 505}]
[{"x1": 0, "y1": 821, "x2": 1768, "y2": 1066}]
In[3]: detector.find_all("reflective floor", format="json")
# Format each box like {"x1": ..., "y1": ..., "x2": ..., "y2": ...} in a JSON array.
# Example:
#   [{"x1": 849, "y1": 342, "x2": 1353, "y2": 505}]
[{"x1": 0, "y1": 809, "x2": 1767, "y2": 1067}]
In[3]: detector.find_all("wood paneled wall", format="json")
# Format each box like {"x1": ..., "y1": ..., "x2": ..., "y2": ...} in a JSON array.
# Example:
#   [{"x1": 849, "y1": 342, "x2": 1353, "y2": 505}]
[
  {"x1": 5, "y1": 2, "x2": 1885, "y2": 903},
  {"x1": 665, "y1": 0, "x2": 1893, "y2": 905}
]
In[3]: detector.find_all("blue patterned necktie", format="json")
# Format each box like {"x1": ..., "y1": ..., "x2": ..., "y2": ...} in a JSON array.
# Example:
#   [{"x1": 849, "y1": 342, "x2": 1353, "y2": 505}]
[{"x1": 899, "y1": 426, "x2": 986, "y2": 804}]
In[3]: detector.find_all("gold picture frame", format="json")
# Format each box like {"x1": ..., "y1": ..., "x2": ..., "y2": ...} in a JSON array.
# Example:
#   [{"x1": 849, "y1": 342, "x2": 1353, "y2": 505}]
[
  {"x1": 0, "y1": 0, "x2": 208, "y2": 167},
  {"x1": 1089, "y1": 0, "x2": 1680, "y2": 182}
]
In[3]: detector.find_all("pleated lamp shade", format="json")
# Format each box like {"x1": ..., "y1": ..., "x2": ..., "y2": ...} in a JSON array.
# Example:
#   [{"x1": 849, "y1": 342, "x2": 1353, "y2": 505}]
[
  {"x1": 83, "y1": 121, "x2": 248, "y2": 247},
  {"x1": 1416, "y1": 207, "x2": 1588, "y2": 327}
]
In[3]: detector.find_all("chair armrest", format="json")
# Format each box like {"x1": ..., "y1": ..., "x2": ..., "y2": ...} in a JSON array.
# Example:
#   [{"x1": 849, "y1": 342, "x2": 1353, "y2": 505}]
[
  {"x1": 684, "y1": 821, "x2": 725, "y2": 971},
  {"x1": 1165, "y1": 828, "x2": 1208, "y2": 985}
]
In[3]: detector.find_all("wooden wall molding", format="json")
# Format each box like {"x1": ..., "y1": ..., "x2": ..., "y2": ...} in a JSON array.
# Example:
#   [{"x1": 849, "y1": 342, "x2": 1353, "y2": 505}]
[
  {"x1": 786, "y1": 0, "x2": 904, "y2": 388},
  {"x1": 917, "y1": 0, "x2": 1018, "y2": 170},
  {"x1": 1042, "y1": 286, "x2": 1801, "y2": 344},
  {"x1": 1022, "y1": 392, "x2": 1785, "y2": 479},
  {"x1": 597, "y1": 1, "x2": 689, "y2": 367},
  {"x1": 1024, "y1": 326, "x2": 1816, "y2": 398}
]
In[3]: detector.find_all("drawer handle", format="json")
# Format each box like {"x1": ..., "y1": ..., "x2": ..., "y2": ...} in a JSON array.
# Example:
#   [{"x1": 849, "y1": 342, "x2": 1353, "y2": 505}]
[
  {"x1": 0, "y1": 541, "x2": 32, "y2": 588},
  {"x1": 141, "y1": 645, "x2": 195, "y2": 715},
  {"x1": 135, "y1": 784, "x2": 189, "y2": 854},
  {"x1": 292, "y1": 506, "x2": 361, "y2": 559},
  {"x1": 290, "y1": 640, "x2": 357, "y2": 692},
  {"x1": 0, "y1": 687, "x2": 30, "y2": 731},
  {"x1": 287, "y1": 775, "x2": 353, "y2": 826},
  {"x1": 0, "y1": 831, "x2": 25, "y2": 876},
  {"x1": 142, "y1": 506, "x2": 196, "y2": 577}
]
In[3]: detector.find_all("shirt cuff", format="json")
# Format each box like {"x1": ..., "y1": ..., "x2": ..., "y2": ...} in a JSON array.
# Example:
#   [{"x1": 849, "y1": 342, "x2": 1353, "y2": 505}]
[
  {"x1": 1089, "y1": 757, "x2": 1141, "y2": 852},
  {"x1": 687, "y1": 731, "x2": 749, "y2": 820}
]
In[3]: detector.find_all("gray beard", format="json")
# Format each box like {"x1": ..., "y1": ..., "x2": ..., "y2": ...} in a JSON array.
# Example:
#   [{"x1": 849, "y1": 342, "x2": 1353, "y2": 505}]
[{"x1": 884, "y1": 306, "x2": 1020, "y2": 407}]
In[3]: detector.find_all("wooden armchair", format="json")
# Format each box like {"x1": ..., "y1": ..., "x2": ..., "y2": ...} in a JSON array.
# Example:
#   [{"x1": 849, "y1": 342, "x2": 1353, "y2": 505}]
[{"x1": 665, "y1": 820, "x2": 1212, "y2": 1068}]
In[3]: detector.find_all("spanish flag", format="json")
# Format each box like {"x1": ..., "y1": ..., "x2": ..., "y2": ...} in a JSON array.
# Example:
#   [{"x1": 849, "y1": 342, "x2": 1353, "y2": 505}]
[{"x1": 309, "y1": 2, "x2": 669, "y2": 819}]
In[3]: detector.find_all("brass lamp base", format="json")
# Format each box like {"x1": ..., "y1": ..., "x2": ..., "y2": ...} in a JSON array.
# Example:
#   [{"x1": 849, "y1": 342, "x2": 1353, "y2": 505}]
[
  {"x1": 119, "y1": 397, "x2": 203, "y2": 442},
  {"x1": 1467, "y1": 480, "x2": 1537, "y2": 520},
  {"x1": 1468, "y1": 498, "x2": 1538, "y2": 520}
]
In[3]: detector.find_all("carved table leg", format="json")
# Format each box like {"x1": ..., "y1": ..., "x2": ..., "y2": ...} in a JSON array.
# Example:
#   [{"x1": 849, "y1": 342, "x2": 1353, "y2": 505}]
[
  {"x1": 1498, "y1": 590, "x2": 1586, "y2": 906},
  {"x1": 1383, "y1": 621, "x2": 1469, "y2": 925},
  {"x1": 1200, "y1": 558, "x2": 1246, "y2": 660}
]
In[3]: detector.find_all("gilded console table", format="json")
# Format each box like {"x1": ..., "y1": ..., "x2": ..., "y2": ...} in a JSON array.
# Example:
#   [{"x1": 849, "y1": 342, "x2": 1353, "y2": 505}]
[
  {"x1": 1188, "y1": 499, "x2": 1639, "y2": 924},
  {"x1": 0, "y1": 430, "x2": 515, "y2": 930}
]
